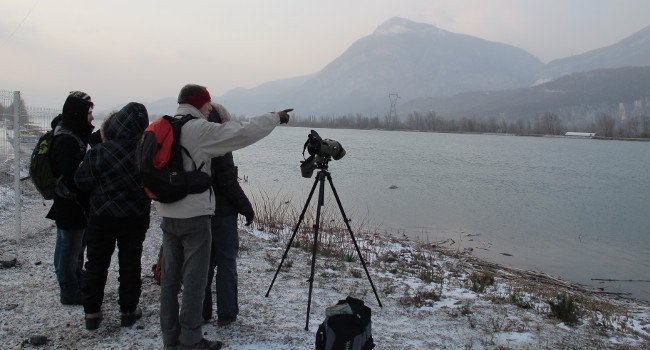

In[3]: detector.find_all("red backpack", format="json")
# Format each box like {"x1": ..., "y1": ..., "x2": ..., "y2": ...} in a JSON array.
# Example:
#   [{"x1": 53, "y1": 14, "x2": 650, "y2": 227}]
[{"x1": 136, "y1": 115, "x2": 212, "y2": 203}]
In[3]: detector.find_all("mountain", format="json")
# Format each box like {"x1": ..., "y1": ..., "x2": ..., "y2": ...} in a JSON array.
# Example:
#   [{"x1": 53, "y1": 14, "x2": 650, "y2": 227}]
[
  {"x1": 219, "y1": 17, "x2": 544, "y2": 116},
  {"x1": 218, "y1": 74, "x2": 312, "y2": 116},
  {"x1": 142, "y1": 97, "x2": 177, "y2": 117},
  {"x1": 103, "y1": 19, "x2": 650, "y2": 120},
  {"x1": 401, "y1": 66, "x2": 650, "y2": 124},
  {"x1": 538, "y1": 26, "x2": 650, "y2": 82}
]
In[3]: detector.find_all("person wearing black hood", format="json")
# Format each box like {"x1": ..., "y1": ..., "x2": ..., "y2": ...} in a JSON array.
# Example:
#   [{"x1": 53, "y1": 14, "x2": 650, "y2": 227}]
[
  {"x1": 46, "y1": 91, "x2": 95, "y2": 305},
  {"x1": 74, "y1": 102, "x2": 151, "y2": 330}
]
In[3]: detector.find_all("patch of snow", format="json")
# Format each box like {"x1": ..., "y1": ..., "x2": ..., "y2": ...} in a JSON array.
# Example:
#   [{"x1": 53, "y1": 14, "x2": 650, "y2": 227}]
[{"x1": 1, "y1": 183, "x2": 649, "y2": 349}]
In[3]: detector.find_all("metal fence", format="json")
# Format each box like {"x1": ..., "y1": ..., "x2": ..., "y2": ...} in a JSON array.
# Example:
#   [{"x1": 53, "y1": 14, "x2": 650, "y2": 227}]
[{"x1": 0, "y1": 90, "x2": 59, "y2": 243}]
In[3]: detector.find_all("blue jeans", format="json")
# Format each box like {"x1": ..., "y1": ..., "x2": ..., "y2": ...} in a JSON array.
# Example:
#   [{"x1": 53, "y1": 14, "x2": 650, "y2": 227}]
[
  {"x1": 54, "y1": 228, "x2": 84, "y2": 300},
  {"x1": 160, "y1": 216, "x2": 212, "y2": 347},
  {"x1": 203, "y1": 215, "x2": 239, "y2": 321}
]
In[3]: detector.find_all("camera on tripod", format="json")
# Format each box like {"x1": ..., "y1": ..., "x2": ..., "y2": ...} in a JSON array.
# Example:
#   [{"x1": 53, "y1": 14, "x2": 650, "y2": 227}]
[
  {"x1": 300, "y1": 130, "x2": 346, "y2": 178},
  {"x1": 268, "y1": 129, "x2": 381, "y2": 330}
]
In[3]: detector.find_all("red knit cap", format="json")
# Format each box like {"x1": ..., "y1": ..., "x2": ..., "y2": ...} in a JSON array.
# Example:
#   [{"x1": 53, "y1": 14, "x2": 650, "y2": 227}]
[{"x1": 178, "y1": 84, "x2": 211, "y2": 110}]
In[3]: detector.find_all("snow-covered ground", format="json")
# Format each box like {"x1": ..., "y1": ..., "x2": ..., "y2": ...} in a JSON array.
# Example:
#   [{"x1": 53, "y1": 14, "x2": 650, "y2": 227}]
[{"x1": 1, "y1": 181, "x2": 649, "y2": 349}]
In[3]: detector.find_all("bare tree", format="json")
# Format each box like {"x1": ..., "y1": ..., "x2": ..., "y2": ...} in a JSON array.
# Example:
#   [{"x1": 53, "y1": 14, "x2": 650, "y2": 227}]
[
  {"x1": 535, "y1": 112, "x2": 564, "y2": 135},
  {"x1": 595, "y1": 113, "x2": 616, "y2": 137}
]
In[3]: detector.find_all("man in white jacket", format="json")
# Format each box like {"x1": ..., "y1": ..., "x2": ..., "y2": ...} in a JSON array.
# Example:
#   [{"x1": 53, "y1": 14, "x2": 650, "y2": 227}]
[{"x1": 159, "y1": 84, "x2": 291, "y2": 350}]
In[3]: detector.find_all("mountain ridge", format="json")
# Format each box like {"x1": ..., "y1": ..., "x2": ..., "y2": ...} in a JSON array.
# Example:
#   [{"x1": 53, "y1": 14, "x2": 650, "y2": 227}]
[{"x1": 124, "y1": 18, "x2": 650, "y2": 120}]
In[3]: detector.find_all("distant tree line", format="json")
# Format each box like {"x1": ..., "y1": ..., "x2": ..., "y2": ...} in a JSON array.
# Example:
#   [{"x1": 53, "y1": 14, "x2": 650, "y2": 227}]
[
  {"x1": 0, "y1": 98, "x2": 30, "y2": 130},
  {"x1": 286, "y1": 111, "x2": 650, "y2": 139}
]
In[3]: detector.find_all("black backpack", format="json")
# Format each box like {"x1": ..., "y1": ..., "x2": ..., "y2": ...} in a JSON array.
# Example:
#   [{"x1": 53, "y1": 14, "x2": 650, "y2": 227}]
[
  {"x1": 136, "y1": 115, "x2": 212, "y2": 203},
  {"x1": 316, "y1": 296, "x2": 375, "y2": 350},
  {"x1": 29, "y1": 129, "x2": 85, "y2": 200}
]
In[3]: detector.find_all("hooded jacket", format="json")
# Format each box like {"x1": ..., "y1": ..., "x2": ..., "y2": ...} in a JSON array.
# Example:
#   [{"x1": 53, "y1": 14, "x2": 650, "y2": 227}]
[
  {"x1": 74, "y1": 102, "x2": 151, "y2": 218},
  {"x1": 207, "y1": 104, "x2": 254, "y2": 218},
  {"x1": 45, "y1": 97, "x2": 94, "y2": 229},
  {"x1": 156, "y1": 104, "x2": 281, "y2": 219}
]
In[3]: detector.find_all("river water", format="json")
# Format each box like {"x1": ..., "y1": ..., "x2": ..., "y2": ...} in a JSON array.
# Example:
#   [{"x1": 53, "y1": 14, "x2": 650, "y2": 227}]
[{"x1": 233, "y1": 126, "x2": 650, "y2": 301}]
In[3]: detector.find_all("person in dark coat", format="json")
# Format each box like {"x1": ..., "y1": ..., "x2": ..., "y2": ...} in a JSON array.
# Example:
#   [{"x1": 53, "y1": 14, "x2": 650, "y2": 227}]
[
  {"x1": 74, "y1": 102, "x2": 151, "y2": 330},
  {"x1": 46, "y1": 91, "x2": 95, "y2": 305},
  {"x1": 202, "y1": 103, "x2": 254, "y2": 326}
]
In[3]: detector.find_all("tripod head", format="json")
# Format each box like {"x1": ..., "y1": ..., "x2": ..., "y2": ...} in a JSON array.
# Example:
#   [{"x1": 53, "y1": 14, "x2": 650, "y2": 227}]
[
  {"x1": 301, "y1": 154, "x2": 332, "y2": 177},
  {"x1": 315, "y1": 155, "x2": 331, "y2": 170}
]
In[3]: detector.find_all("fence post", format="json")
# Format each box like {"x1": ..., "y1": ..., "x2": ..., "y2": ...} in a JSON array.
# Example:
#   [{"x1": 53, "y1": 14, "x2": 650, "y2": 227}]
[{"x1": 13, "y1": 91, "x2": 21, "y2": 244}]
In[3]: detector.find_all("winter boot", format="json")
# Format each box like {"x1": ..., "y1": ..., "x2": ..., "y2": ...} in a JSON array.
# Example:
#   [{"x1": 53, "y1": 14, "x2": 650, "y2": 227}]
[
  {"x1": 120, "y1": 307, "x2": 142, "y2": 327},
  {"x1": 178, "y1": 338, "x2": 223, "y2": 349},
  {"x1": 85, "y1": 311, "x2": 103, "y2": 330}
]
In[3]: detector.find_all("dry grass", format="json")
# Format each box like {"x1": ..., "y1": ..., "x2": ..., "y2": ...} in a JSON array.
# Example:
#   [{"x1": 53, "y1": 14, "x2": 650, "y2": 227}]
[
  {"x1": 247, "y1": 187, "x2": 646, "y2": 343},
  {"x1": 469, "y1": 270, "x2": 495, "y2": 293},
  {"x1": 249, "y1": 187, "x2": 381, "y2": 265}
]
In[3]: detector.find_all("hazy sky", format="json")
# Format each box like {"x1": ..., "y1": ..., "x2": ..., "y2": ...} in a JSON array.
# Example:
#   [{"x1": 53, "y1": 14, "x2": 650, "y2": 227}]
[{"x1": 2, "y1": 0, "x2": 649, "y2": 110}]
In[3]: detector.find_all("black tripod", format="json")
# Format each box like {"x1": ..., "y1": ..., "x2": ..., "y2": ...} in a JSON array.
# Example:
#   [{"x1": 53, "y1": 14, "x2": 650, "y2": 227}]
[{"x1": 265, "y1": 160, "x2": 382, "y2": 330}]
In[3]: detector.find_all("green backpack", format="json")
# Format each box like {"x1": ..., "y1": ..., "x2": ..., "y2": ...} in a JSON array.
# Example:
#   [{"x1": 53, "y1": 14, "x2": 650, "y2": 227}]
[
  {"x1": 29, "y1": 129, "x2": 84, "y2": 200},
  {"x1": 29, "y1": 131, "x2": 57, "y2": 199}
]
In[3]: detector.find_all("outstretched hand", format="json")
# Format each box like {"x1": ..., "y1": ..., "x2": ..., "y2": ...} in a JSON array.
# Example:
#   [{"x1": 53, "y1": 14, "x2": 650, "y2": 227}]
[{"x1": 278, "y1": 108, "x2": 293, "y2": 124}]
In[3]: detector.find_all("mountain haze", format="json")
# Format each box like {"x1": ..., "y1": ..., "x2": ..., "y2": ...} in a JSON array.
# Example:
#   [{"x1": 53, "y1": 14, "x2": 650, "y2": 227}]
[
  {"x1": 401, "y1": 66, "x2": 650, "y2": 124},
  {"x1": 124, "y1": 18, "x2": 650, "y2": 121},
  {"x1": 219, "y1": 17, "x2": 544, "y2": 116},
  {"x1": 538, "y1": 25, "x2": 650, "y2": 82}
]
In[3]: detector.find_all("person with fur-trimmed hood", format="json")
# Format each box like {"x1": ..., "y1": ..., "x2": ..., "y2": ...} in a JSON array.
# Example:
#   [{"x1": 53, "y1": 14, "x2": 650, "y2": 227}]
[
  {"x1": 158, "y1": 84, "x2": 291, "y2": 350},
  {"x1": 46, "y1": 91, "x2": 95, "y2": 306},
  {"x1": 202, "y1": 102, "x2": 254, "y2": 326},
  {"x1": 74, "y1": 102, "x2": 151, "y2": 331}
]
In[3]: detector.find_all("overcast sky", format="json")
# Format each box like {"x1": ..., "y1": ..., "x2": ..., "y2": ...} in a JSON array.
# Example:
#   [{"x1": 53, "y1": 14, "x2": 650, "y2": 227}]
[{"x1": 1, "y1": 0, "x2": 649, "y2": 110}]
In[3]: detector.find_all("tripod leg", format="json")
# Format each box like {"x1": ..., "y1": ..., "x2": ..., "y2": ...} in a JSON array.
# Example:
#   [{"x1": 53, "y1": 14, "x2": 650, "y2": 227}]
[
  {"x1": 326, "y1": 173, "x2": 383, "y2": 307},
  {"x1": 305, "y1": 171, "x2": 326, "y2": 330},
  {"x1": 265, "y1": 174, "x2": 319, "y2": 298}
]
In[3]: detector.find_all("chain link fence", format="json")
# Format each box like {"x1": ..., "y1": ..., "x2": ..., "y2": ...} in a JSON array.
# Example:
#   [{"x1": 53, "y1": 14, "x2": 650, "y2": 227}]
[{"x1": 0, "y1": 90, "x2": 59, "y2": 243}]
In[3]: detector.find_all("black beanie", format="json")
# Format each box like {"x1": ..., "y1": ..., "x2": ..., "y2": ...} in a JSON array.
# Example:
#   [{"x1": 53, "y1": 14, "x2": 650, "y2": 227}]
[
  {"x1": 61, "y1": 91, "x2": 94, "y2": 136},
  {"x1": 62, "y1": 91, "x2": 93, "y2": 118}
]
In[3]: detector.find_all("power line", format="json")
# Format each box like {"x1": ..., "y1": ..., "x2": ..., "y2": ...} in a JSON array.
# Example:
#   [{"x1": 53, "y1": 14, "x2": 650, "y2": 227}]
[
  {"x1": 0, "y1": 0, "x2": 41, "y2": 51},
  {"x1": 388, "y1": 92, "x2": 399, "y2": 118}
]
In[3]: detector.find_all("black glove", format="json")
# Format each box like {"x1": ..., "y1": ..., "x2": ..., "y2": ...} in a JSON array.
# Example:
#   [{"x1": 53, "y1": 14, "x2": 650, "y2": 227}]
[
  {"x1": 278, "y1": 108, "x2": 293, "y2": 124},
  {"x1": 88, "y1": 129, "x2": 103, "y2": 146},
  {"x1": 244, "y1": 211, "x2": 254, "y2": 226}
]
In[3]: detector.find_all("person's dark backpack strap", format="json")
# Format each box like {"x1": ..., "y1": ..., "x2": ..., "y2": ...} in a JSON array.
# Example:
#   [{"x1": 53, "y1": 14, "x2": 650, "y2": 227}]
[
  {"x1": 167, "y1": 114, "x2": 206, "y2": 171},
  {"x1": 53, "y1": 127, "x2": 87, "y2": 154},
  {"x1": 169, "y1": 114, "x2": 212, "y2": 197}
]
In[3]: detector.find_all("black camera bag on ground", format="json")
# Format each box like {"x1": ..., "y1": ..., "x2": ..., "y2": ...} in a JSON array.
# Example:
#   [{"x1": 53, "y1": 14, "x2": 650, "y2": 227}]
[{"x1": 315, "y1": 296, "x2": 375, "y2": 350}]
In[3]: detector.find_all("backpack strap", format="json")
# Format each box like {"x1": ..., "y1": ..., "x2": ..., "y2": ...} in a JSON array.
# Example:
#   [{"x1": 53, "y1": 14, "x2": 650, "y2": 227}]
[
  {"x1": 167, "y1": 114, "x2": 205, "y2": 171},
  {"x1": 53, "y1": 125, "x2": 87, "y2": 153}
]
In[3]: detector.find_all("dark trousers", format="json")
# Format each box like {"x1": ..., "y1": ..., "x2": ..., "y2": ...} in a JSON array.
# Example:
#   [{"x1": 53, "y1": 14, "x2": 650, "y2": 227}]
[
  {"x1": 83, "y1": 216, "x2": 148, "y2": 314},
  {"x1": 203, "y1": 215, "x2": 239, "y2": 321}
]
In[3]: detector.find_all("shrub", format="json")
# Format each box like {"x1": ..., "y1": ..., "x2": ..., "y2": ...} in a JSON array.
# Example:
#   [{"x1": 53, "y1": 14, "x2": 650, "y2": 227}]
[
  {"x1": 548, "y1": 293, "x2": 579, "y2": 325},
  {"x1": 419, "y1": 267, "x2": 444, "y2": 284},
  {"x1": 509, "y1": 290, "x2": 533, "y2": 309},
  {"x1": 399, "y1": 288, "x2": 441, "y2": 307},
  {"x1": 469, "y1": 270, "x2": 494, "y2": 293}
]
